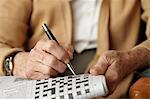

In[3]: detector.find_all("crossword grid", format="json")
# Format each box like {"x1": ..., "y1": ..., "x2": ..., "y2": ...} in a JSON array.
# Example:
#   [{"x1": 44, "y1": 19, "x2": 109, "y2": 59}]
[
  {"x1": 0, "y1": 74, "x2": 108, "y2": 99},
  {"x1": 34, "y1": 74, "x2": 90, "y2": 99}
]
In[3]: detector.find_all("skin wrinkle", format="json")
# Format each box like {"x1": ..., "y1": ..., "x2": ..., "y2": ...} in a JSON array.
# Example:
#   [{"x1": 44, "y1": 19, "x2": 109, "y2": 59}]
[
  {"x1": 90, "y1": 46, "x2": 150, "y2": 95},
  {"x1": 42, "y1": 40, "x2": 70, "y2": 63},
  {"x1": 32, "y1": 46, "x2": 66, "y2": 73},
  {"x1": 29, "y1": 48, "x2": 44, "y2": 62},
  {"x1": 13, "y1": 39, "x2": 70, "y2": 79},
  {"x1": 63, "y1": 44, "x2": 74, "y2": 59},
  {"x1": 128, "y1": 47, "x2": 149, "y2": 71},
  {"x1": 105, "y1": 65, "x2": 118, "y2": 94},
  {"x1": 0, "y1": 1, "x2": 149, "y2": 98}
]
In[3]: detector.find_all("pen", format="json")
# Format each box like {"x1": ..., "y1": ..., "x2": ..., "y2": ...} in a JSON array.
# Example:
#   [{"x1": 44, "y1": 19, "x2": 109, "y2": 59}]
[{"x1": 42, "y1": 23, "x2": 76, "y2": 76}]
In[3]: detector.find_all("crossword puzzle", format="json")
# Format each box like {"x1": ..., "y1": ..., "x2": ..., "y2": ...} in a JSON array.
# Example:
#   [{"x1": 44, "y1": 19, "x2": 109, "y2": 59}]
[
  {"x1": 33, "y1": 74, "x2": 108, "y2": 99},
  {"x1": 0, "y1": 74, "x2": 108, "y2": 99}
]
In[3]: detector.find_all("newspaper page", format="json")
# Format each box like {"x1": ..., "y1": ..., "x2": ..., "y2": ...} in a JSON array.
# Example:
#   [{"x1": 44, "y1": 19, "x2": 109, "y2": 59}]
[{"x1": 0, "y1": 74, "x2": 108, "y2": 99}]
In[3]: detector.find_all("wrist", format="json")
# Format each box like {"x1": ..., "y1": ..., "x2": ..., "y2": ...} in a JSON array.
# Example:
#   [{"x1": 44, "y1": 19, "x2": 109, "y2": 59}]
[
  {"x1": 128, "y1": 46, "x2": 150, "y2": 71},
  {"x1": 13, "y1": 52, "x2": 29, "y2": 77}
]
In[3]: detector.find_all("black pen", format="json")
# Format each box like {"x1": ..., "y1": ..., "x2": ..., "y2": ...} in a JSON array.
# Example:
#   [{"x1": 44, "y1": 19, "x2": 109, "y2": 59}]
[{"x1": 42, "y1": 23, "x2": 76, "y2": 76}]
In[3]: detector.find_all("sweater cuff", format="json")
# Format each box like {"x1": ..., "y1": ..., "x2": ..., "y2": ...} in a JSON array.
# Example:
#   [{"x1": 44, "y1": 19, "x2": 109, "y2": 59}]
[{"x1": 135, "y1": 40, "x2": 150, "y2": 52}]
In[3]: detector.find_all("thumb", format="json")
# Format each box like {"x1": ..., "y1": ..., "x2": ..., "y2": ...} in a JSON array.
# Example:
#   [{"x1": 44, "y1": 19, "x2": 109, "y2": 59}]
[{"x1": 90, "y1": 55, "x2": 110, "y2": 75}]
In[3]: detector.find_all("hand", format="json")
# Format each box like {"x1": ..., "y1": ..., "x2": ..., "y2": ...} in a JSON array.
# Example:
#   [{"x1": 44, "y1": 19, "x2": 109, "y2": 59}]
[
  {"x1": 90, "y1": 47, "x2": 150, "y2": 95},
  {"x1": 13, "y1": 39, "x2": 74, "y2": 80}
]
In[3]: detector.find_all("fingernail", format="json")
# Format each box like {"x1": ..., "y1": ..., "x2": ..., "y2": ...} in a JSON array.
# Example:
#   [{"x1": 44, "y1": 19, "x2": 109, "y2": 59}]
[{"x1": 90, "y1": 68, "x2": 98, "y2": 75}]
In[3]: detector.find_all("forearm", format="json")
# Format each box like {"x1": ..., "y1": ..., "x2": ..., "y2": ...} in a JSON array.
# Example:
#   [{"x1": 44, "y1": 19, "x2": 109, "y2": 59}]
[
  {"x1": 128, "y1": 46, "x2": 150, "y2": 73},
  {"x1": 0, "y1": 0, "x2": 32, "y2": 75}
]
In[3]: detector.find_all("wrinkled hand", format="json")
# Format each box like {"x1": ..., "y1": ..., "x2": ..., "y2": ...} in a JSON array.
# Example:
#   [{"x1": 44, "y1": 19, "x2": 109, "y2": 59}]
[
  {"x1": 90, "y1": 47, "x2": 150, "y2": 95},
  {"x1": 13, "y1": 39, "x2": 74, "y2": 80}
]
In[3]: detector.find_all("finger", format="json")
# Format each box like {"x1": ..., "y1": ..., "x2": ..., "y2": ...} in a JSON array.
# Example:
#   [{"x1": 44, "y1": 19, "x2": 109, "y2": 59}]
[
  {"x1": 90, "y1": 56, "x2": 110, "y2": 75},
  {"x1": 26, "y1": 71, "x2": 50, "y2": 80},
  {"x1": 32, "y1": 61, "x2": 58, "y2": 77},
  {"x1": 26, "y1": 61, "x2": 58, "y2": 78},
  {"x1": 41, "y1": 53, "x2": 67, "y2": 73},
  {"x1": 29, "y1": 48, "x2": 45, "y2": 62},
  {"x1": 35, "y1": 39, "x2": 70, "y2": 64},
  {"x1": 105, "y1": 63, "x2": 119, "y2": 95},
  {"x1": 43, "y1": 55, "x2": 67, "y2": 73},
  {"x1": 29, "y1": 47, "x2": 67, "y2": 73},
  {"x1": 62, "y1": 44, "x2": 74, "y2": 59},
  {"x1": 90, "y1": 66, "x2": 102, "y2": 75}
]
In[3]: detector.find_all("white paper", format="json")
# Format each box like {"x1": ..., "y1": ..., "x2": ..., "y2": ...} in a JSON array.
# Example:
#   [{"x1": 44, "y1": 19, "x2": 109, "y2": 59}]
[{"x1": 0, "y1": 74, "x2": 108, "y2": 99}]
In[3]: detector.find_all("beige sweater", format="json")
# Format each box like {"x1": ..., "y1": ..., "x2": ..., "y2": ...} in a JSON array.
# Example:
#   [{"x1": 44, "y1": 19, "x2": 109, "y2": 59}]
[{"x1": 0, "y1": 0, "x2": 150, "y2": 75}]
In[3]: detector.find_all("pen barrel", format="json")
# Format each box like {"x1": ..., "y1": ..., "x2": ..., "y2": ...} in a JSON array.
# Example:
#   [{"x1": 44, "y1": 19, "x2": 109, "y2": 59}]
[
  {"x1": 42, "y1": 23, "x2": 76, "y2": 76},
  {"x1": 42, "y1": 24, "x2": 59, "y2": 43}
]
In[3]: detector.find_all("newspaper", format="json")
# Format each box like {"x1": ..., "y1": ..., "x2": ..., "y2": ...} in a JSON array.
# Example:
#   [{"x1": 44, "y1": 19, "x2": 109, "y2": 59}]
[{"x1": 0, "y1": 74, "x2": 108, "y2": 99}]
